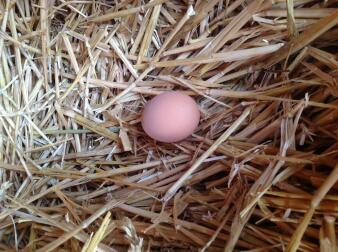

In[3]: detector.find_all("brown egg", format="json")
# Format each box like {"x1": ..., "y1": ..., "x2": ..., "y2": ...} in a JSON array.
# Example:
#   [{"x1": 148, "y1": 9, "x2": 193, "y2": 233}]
[{"x1": 141, "y1": 91, "x2": 200, "y2": 143}]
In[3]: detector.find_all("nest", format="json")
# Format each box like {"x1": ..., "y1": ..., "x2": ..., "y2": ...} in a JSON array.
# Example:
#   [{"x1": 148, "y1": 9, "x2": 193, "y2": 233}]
[{"x1": 0, "y1": 0, "x2": 337, "y2": 251}]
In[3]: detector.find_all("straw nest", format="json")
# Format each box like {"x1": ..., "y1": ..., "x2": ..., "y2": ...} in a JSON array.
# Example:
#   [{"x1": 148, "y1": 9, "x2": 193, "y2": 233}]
[{"x1": 0, "y1": 0, "x2": 338, "y2": 251}]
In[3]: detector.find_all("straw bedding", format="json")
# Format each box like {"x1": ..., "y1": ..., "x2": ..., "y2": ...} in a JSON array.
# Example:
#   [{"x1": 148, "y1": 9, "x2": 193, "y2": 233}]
[{"x1": 0, "y1": 0, "x2": 337, "y2": 251}]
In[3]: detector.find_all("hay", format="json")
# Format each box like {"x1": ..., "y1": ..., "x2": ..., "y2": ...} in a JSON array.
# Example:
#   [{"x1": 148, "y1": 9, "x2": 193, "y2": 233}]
[{"x1": 0, "y1": 0, "x2": 337, "y2": 251}]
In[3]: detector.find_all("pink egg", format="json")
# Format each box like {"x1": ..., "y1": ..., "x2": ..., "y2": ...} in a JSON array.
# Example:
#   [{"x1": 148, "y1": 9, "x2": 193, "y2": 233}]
[{"x1": 142, "y1": 91, "x2": 200, "y2": 143}]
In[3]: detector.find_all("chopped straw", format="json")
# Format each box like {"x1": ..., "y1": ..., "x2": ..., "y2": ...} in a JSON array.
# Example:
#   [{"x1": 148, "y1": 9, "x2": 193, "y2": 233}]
[{"x1": 0, "y1": 0, "x2": 337, "y2": 251}]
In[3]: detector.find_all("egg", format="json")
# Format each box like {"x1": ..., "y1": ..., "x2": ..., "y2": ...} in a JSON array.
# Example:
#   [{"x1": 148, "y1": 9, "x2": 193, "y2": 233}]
[{"x1": 142, "y1": 91, "x2": 200, "y2": 143}]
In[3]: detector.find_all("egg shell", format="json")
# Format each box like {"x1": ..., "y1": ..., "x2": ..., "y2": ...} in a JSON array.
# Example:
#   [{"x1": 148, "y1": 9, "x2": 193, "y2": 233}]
[{"x1": 141, "y1": 91, "x2": 200, "y2": 143}]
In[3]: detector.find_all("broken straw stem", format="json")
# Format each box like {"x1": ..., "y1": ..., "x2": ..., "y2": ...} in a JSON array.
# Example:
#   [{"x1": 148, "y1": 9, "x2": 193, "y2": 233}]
[{"x1": 286, "y1": 164, "x2": 338, "y2": 252}]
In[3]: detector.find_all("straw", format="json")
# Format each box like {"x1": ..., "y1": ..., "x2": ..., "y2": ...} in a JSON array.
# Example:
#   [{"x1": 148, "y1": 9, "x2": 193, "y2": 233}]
[{"x1": 1, "y1": 0, "x2": 338, "y2": 251}]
